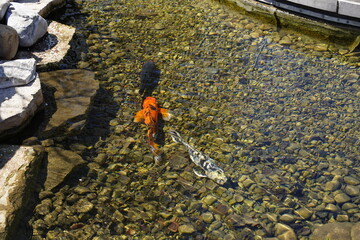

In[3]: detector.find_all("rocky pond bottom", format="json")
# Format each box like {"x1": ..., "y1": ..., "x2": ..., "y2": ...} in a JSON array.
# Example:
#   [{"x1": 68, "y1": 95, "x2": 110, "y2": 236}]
[{"x1": 29, "y1": 0, "x2": 359, "y2": 239}]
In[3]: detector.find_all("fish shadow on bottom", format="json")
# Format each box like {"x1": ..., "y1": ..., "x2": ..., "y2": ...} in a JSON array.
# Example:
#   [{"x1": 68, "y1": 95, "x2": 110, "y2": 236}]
[{"x1": 139, "y1": 61, "x2": 161, "y2": 98}]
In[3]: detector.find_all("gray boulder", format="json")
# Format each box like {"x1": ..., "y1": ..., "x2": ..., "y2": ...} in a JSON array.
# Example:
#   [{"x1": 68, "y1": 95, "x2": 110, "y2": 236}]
[
  {"x1": 0, "y1": 74, "x2": 43, "y2": 138},
  {"x1": 0, "y1": 58, "x2": 36, "y2": 88},
  {"x1": 0, "y1": 145, "x2": 44, "y2": 240},
  {"x1": 0, "y1": 24, "x2": 19, "y2": 60},
  {"x1": 6, "y1": 2, "x2": 48, "y2": 47},
  {"x1": 0, "y1": 0, "x2": 10, "y2": 20}
]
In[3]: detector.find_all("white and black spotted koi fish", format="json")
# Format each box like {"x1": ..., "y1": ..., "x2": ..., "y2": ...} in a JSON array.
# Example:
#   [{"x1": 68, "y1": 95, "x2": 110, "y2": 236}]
[{"x1": 169, "y1": 130, "x2": 228, "y2": 185}]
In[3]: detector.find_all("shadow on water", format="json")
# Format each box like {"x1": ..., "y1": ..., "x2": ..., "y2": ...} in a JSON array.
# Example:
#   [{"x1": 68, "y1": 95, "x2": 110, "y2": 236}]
[{"x1": 2, "y1": 1, "x2": 120, "y2": 239}]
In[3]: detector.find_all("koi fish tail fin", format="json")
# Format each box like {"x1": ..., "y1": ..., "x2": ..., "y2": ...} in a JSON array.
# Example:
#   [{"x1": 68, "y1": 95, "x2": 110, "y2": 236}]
[
  {"x1": 147, "y1": 128, "x2": 157, "y2": 140},
  {"x1": 169, "y1": 130, "x2": 185, "y2": 144},
  {"x1": 148, "y1": 133, "x2": 160, "y2": 151},
  {"x1": 159, "y1": 108, "x2": 172, "y2": 121},
  {"x1": 150, "y1": 141, "x2": 160, "y2": 151},
  {"x1": 149, "y1": 141, "x2": 162, "y2": 161}
]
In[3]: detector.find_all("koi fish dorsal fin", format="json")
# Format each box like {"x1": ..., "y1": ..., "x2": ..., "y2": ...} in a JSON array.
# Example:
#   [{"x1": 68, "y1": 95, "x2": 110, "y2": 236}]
[
  {"x1": 134, "y1": 110, "x2": 145, "y2": 122},
  {"x1": 159, "y1": 108, "x2": 172, "y2": 121}
]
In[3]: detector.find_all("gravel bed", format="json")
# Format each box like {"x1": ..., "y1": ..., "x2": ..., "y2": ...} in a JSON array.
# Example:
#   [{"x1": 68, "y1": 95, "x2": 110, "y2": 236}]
[{"x1": 30, "y1": 0, "x2": 360, "y2": 239}]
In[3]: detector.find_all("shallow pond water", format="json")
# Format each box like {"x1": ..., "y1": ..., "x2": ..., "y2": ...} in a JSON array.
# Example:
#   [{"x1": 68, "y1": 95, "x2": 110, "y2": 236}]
[{"x1": 31, "y1": 0, "x2": 360, "y2": 239}]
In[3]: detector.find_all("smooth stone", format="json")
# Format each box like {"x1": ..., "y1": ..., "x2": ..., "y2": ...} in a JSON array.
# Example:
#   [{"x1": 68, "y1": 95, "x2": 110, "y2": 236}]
[
  {"x1": 279, "y1": 214, "x2": 296, "y2": 223},
  {"x1": 178, "y1": 224, "x2": 196, "y2": 234},
  {"x1": 0, "y1": 145, "x2": 44, "y2": 240},
  {"x1": 38, "y1": 70, "x2": 99, "y2": 138},
  {"x1": 324, "y1": 180, "x2": 341, "y2": 191},
  {"x1": 75, "y1": 199, "x2": 94, "y2": 213},
  {"x1": 336, "y1": 215, "x2": 349, "y2": 222},
  {"x1": 325, "y1": 203, "x2": 340, "y2": 212},
  {"x1": 345, "y1": 185, "x2": 360, "y2": 196},
  {"x1": 295, "y1": 207, "x2": 313, "y2": 219},
  {"x1": 6, "y1": 2, "x2": 48, "y2": 47},
  {"x1": 205, "y1": 67, "x2": 219, "y2": 74},
  {"x1": 275, "y1": 223, "x2": 296, "y2": 240},
  {"x1": 73, "y1": 186, "x2": 91, "y2": 195},
  {"x1": 250, "y1": 31, "x2": 260, "y2": 38},
  {"x1": 35, "y1": 198, "x2": 52, "y2": 215},
  {"x1": 342, "y1": 203, "x2": 358, "y2": 211},
  {"x1": 334, "y1": 192, "x2": 351, "y2": 204},
  {"x1": 208, "y1": 230, "x2": 225, "y2": 239},
  {"x1": 44, "y1": 147, "x2": 86, "y2": 191},
  {"x1": 314, "y1": 43, "x2": 328, "y2": 51},
  {"x1": 0, "y1": 24, "x2": 18, "y2": 60},
  {"x1": 279, "y1": 36, "x2": 292, "y2": 45},
  {"x1": 242, "y1": 178, "x2": 255, "y2": 188},
  {"x1": 0, "y1": 75, "x2": 43, "y2": 138},
  {"x1": 344, "y1": 176, "x2": 360, "y2": 185},
  {"x1": 266, "y1": 213, "x2": 278, "y2": 222},
  {"x1": 201, "y1": 212, "x2": 214, "y2": 224},
  {"x1": 323, "y1": 194, "x2": 335, "y2": 203},
  {"x1": 202, "y1": 195, "x2": 217, "y2": 205},
  {"x1": 154, "y1": 23, "x2": 165, "y2": 30},
  {"x1": 0, "y1": 58, "x2": 36, "y2": 88},
  {"x1": 225, "y1": 214, "x2": 246, "y2": 227},
  {"x1": 244, "y1": 23, "x2": 255, "y2": 29}
]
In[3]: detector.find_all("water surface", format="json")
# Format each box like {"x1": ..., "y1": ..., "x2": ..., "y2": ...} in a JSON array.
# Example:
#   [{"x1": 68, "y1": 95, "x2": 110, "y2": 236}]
[{"x1": 31, "y1": 0, "x2": 360, "y2": 239}]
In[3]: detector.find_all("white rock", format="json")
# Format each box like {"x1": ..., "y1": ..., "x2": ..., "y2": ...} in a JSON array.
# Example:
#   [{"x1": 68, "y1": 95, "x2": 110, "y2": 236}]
[
  {"x1": 0, "y1": 145, "x2": 44, "y2": 239},
  {"x1": 0, "y1": 0, "x2": 10, "y2": 20},
  {"x1": 14, "y1": 0, "x2": 66, "y2": 17},
  {"x1": 5, "y1": 2, "x2": 48, "y2": 47},
  {"x1": 0, "y1": 58, "x2": 36, "y2": 88},
  {"x1": 0, "y1": 75, "x2": 43, "y2": 137},
  {"x1": 16, "y1": 21, "x2": 75, "y2": 67}
]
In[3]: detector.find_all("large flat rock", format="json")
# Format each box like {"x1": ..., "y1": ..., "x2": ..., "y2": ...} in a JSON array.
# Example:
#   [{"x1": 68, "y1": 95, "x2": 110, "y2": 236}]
[
  {"x1": 13, "y1": 0, "x2": 66, "y2": 17},
  {"x1": 44, "y1": 147, "x2": 86, "y2": 191},
  {"x1": 0, "y1": 145, "x2": 44, "y2": 240},
  {"x1": 0, "y1": 75, "x2": 44, "y2": 138},
  {"x1": 16, "y1": 21, "x2": 76, "y2": 67},
  {"x1": 310, "y1": 222, "x2": 360, "y2": 240},
  {"x1": 39, "y1": 69, "x2": 99, "y2": 138}
]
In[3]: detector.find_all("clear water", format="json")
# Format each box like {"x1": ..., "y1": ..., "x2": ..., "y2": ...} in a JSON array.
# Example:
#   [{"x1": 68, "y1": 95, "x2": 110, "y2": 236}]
[{"x1": 31, "y1": 0, "x2": 360, "y2": 239}]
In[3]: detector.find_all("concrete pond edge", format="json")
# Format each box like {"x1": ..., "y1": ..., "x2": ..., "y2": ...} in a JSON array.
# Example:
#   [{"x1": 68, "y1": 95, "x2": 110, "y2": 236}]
[{"x1": 213, "y1": 0, "x2": 360, "y2": 51}]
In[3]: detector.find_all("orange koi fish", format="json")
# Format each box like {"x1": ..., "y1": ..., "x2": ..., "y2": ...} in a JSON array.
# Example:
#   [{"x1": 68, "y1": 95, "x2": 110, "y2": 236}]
[{"x1": 134, "y1": 97, "x2": 172, "y2": 160}]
